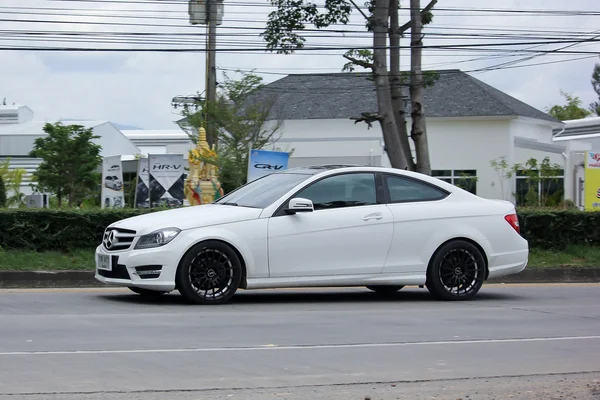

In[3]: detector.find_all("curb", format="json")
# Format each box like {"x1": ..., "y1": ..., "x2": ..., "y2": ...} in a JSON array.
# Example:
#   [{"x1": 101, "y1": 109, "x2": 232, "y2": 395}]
[
  {"x1": 0, "y1": 271, "x2": 103, "y2": 289},
  {"x1": 1, "y1": 268, "x2": 599, "y2": 289},
  {"x1": 486, "y1": 267, "x2": 600, "y2": 284}
]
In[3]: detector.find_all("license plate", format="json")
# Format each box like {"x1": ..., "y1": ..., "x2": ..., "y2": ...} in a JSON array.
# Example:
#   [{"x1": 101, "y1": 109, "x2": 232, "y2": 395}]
[{"x1": 97, "y1": 253, "x2": 112, "y2": 271}]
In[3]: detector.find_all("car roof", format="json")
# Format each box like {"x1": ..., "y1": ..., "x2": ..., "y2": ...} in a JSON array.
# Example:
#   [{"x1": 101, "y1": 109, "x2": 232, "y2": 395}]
[
  {"x1": 282, "y1": 164, "x2": 367, "y2": 175},
  {"x1": 280, "y1": 164, "x2": 471, "y2": 197}
]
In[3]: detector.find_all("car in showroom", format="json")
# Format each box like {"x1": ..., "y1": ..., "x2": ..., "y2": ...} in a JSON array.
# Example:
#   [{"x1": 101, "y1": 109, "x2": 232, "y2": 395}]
[
  {"x1": 104, "y1": 175, "x2": 123, "y2": 191},
  {"x1": 95, "y1": 165, "x2": 528, "y2": 304}
]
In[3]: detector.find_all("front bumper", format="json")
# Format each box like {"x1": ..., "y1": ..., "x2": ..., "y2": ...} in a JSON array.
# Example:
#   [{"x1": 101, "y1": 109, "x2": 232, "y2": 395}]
[{"x1": 94, "y1": 244, "x2": 178, "y2": 292}]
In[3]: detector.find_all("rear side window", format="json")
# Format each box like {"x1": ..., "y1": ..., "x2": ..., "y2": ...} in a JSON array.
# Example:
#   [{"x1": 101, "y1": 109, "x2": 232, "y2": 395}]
[{"x1": 385, "y1": 174, "x2": 448, "y2": 203}]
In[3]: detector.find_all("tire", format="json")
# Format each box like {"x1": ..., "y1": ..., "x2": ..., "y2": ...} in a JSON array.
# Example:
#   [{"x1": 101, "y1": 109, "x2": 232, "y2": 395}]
[
  {"x1": 366, "y1": 285, "x2": 404, "y2": 295},
  {"x1": 128, "y1": 287, "x2": 168, "y2": 296},
  {"x1": 176, "y1": 240, "x2": 243, "y2": 305},
  {"x1": 426, "y1": 240, "x2": 486, "y2": 301}
]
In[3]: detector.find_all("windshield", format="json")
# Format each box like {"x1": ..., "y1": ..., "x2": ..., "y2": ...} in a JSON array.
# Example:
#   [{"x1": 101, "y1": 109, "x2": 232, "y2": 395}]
[{"x1": 215, "y1": 173, "x2": 311, "y2": 209}]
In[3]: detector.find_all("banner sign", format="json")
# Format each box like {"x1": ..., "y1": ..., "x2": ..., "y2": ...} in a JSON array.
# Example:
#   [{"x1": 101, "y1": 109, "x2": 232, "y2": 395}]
[
  {"x1": 584, "y1": 152, "x2": 600, "y2": 211},
  {"x1": 247, "y1": 149, "x2": 290, "y2": 182},
  {"x1": 101, "y1": 155, "x2": 125, "y2": 209},
  {"x1": 134, "y1": 157, "x2": 149, "y2": 208},
  {"x1": 148, "y1": 154, "x2": 185, "y2": 208}
]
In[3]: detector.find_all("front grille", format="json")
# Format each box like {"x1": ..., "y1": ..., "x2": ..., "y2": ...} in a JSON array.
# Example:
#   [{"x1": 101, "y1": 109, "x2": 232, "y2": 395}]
[
  {"x1": 103, "y1": 227, "x2": 137, "y2": 251},
  {"x1": 98, "y1": 256, "x2": 131, "y2": 280},
  {"x1": 135, "y1": 265, "x2": 163, "y2": 280}
]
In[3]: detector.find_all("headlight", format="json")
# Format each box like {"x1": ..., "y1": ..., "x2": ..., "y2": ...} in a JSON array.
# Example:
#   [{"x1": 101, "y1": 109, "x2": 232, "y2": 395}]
[{"x1": 134, "y1": 228, "x2": 181, "y2": 249}]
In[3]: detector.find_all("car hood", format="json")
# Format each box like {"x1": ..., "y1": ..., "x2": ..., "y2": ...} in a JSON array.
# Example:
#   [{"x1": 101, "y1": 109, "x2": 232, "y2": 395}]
[{"x1": 109, "y1": 204, "x2": 263, "y2": 235}]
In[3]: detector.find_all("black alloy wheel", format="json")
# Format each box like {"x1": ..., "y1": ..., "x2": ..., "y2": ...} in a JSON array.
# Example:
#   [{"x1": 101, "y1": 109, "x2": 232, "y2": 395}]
[
  {"x1": 128, "y1": 287, "x2": 168, "y2": 296},
  {"x1": 366, "y1": 285, "x2": 405, "y2": 295},
  {"x1": 176, "y1": 240, "x2": 242, "y2": 305},
  {"x1": 426, "y1": 240, "x2": 486, "y2": 301}
]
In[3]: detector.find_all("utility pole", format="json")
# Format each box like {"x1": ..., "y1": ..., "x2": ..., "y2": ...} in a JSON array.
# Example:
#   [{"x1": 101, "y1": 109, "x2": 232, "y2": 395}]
[
  {"x1": 189, "y1": 0, "x2": 223, "y2": 147},
  {"x1": 205, "y1": 0, "x2": 217, "y2": 147}
]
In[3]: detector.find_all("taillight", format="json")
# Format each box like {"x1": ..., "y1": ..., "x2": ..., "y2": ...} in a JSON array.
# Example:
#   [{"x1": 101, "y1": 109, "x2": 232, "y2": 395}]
[{"x1": 505, "y1": 213, "x2": 520, "y2": 234}]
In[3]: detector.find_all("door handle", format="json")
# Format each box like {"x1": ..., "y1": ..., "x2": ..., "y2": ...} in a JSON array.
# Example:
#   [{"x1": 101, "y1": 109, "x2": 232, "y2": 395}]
[{"x1": 363, "y1": 213, "x2": 383, "y2": 221}]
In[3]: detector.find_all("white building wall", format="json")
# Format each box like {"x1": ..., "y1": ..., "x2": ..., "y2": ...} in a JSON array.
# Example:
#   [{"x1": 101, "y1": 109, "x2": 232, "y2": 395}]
[
  {"x1": 271, "y1": 116, "x2": 572, "y2": 203},
  {"x1": 167, "y1": 143, "x2": 194, "y2": 155},
  {"x1": 556, "y1": 135, "x2": 600, "y2": 152},
  {"x1": 92, "y1": 123, "x2": 140, "y2": 157},
  {"x1": 424, "y1": 118, "x2": 513, "y2": 201},
  {"x1": 268, "y1": 117, "x2": 519, "y2": 201},
  {"x1": 264, "y1": 119, "x2": 384, "y2": 167}
]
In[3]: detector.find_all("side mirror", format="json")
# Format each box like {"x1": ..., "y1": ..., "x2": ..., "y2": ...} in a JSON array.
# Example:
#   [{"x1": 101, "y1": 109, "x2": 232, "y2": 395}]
[{"x1": 286, "y1": 197, "x2": 314, "y2": 214}]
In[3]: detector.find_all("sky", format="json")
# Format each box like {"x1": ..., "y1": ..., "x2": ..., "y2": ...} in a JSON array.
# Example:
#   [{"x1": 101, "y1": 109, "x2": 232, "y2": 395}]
[{"x1": 0, "y1": 0, "x2": 598, "y2": 129}]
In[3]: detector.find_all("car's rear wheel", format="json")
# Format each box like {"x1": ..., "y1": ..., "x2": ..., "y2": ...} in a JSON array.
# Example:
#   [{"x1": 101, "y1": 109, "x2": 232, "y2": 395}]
[
  {"x1": 366, "y1": 285, "x2": 404, "y2": 295},
  {"x1": 128, "y1": 287, "x2": 168, "y2": 296},
  {"x1": 426, "y1": 240, "x2": 486, "y2": 301},
  {"x1": 176, "y1": 240, "x2": 242, "y2": 305}
]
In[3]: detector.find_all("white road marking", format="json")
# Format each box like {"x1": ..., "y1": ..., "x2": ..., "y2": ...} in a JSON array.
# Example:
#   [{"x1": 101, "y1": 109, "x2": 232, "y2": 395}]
[{"x1": 1, "y1": 335, "x2": 599, "y2": 357}]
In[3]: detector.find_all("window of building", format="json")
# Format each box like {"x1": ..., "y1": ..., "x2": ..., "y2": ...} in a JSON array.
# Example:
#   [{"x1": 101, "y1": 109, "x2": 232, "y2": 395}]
[
  {"x1": 515, "y1": 169, "x2": 564, "y2": 207},
  {"x1": 432, "y1": 170, "x2": 478, "y2": 194},
  {"x1": 385, "y1": 175, "x2": 448, "y2": 203}
]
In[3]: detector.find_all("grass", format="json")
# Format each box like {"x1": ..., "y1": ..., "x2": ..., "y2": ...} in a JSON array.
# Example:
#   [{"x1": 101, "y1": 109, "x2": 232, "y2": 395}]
[
  {"x1": 527, "y1": 245, "x2": 600, "y2": 268},
  {"x1": 0, "y1": 248, "x2": 95, "y2": 271},
  {"x1": 0, "y1": 245, "x2": 599, "y2": 271}
]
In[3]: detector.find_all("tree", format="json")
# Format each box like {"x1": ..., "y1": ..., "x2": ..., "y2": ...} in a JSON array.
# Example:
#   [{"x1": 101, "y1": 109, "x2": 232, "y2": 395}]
[
  {"x1": 389, "y1": 0, "x2": 415, "y2": 171},
  {"x1": 512, "y1": 157, "x2": 564, "y2": 207},
  {"x1": 263, "y1": 0, "x2": 436, "y2": 172},
  {"x1": 409, "y1": 0, "x2": 432, "y2": 175},
  {"x1": 7, "y1": 168, "x2": 25, "y2": 207},
  {"x1": 0, "y1": 158, "x2": 26, "y2": 208},
  {"x1": 547, "y1": 91, "x2": 591, "y2": 121},
  {"x1": 175, "y1": 71, "x2": 283, "y2": 193},
  {"x1": 0, "y1": 176, "x2": 6, "y2": 208},
  {"x1": 490, "y1": 156, "x2": 564, "y2": 207},
  {"x1": 591, "y1": 63, "x2": 600, "y2": 116},
  {"x1": 29, "y1": 123, "x2": 102, "y2": 207}
]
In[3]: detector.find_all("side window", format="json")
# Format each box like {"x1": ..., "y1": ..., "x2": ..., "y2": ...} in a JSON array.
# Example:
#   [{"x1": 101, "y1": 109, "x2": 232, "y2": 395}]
[
  {"x1": 296, "y1": 173, "x2": 378, "y2": 210},
  {"x1": 385, "y1": 175, "x2": 448, "y2": 203}
]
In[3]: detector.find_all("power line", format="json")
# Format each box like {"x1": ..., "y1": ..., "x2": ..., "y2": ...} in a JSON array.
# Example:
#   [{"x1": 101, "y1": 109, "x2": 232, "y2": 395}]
[{"x1": 0, "y1": 45, "x2": 596, "y2": 54}]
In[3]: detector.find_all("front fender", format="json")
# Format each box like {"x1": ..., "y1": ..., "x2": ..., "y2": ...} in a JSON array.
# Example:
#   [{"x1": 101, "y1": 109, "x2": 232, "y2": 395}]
[{"x1": 178, "y1": 219, "x2": 269, "y2": 279}]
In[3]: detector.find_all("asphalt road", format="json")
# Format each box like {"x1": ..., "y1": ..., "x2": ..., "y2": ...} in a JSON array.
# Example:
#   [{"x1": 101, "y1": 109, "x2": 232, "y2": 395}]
[{"x1": 1, "y1": 284, "x2": 599, "y2": 400}]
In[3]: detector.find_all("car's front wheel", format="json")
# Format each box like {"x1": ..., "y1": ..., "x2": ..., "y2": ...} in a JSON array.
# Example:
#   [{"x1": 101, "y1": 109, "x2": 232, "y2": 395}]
[
  {"x1": 426, "y1": 240, "x2": 486, "y2": 301},
  {"x1": 176, "y1": 240, "x2": 242, "y2": 305}
]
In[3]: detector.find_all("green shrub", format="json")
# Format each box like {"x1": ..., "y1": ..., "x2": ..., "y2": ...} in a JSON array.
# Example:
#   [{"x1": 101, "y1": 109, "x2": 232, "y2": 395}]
[
  {"x1": 0, "y1": 176, "x2": 6, "y2": 208},
  {"x1": 0, "y1": 209, "x2": 153, "y2": 251},
  {"x1": 517, "y1": 209, "x2": 600, "y2": 250},
  {"x1": 1, "y1": 208, "x2": 599, "y2": 252}
]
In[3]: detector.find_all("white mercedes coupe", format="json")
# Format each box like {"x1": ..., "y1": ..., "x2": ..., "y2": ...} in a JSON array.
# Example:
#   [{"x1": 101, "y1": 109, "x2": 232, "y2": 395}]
[{"x1": 95, "y1": 165, "x2": 528, "y2": 304}]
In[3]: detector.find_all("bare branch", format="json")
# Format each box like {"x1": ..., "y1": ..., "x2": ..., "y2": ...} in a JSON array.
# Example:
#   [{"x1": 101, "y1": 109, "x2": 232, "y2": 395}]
[
  {"x1": 348, "y1": 0, "x2": 370, "y2": 20},
  {"x1": 396, "y1": 0, "x2": 437, "y2": 34},
  {"x1": 343, "y1": 54, "x2": 374, "y2": 70},
  {"x1": 350, "y1": 112, "x2": 382, "y2": 129}
]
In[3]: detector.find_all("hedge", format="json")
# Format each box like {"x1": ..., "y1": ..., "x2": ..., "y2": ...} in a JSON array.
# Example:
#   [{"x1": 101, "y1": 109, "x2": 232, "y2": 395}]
[
  {"x1": 0, "y1": 208, "x2": 599, "y2": 251},
  {"x1": 0, "y1": 209, "x2": 152, "y2": 251},
  {"x1": 0, "y1": 177, "x2": 6, "y2": 208},
  {"x1": 518, "y1": 209, "x2": 600, "y2": 250}
]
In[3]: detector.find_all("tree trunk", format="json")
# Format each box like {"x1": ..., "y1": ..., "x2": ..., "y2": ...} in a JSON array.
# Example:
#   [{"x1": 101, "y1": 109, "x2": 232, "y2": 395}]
[
  {"x1": 389, "y1": 0, "x2": 416, "y2": 171},
  {"x1": 409, "y1": 0, "x2": 431, "y2": 175},
  {"x1": 372, "y1": 0, "x2": 408, "y2": 170}
]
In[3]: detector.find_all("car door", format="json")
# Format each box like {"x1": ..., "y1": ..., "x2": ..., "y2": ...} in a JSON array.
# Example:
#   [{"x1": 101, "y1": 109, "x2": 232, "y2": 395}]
[
  {"x1": 381, "y1": 173, "x2": 451, "y2": 274},
  {"x1": 267, "y1": 172, "x2": 394, "y2": 277}
]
